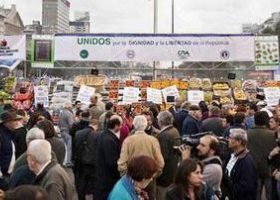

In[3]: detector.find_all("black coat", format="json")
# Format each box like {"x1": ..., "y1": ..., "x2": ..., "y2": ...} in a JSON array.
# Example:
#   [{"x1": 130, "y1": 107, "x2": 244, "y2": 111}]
[
  {"x1": 0, "y1": 124, "x2": 13, "y2": 175},
  {"x1": 174, "y1": 110, "x2": 188, "y2": 135},
  {"x1": 74, "y1": 126, "x2": 99, "y2": 166},
  {"x1": 13, "y1": 126, "x2": 27, "y2": 159},
  {"x1": 222, "y1": 149, "x2": 258, "y2": 200},
  {"x1": 95, "y1": 130, "x2": 121, "y2": 200}
]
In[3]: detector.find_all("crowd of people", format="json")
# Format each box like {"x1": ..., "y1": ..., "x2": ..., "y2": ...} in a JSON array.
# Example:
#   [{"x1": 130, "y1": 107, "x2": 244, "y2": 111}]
[{"x1": 0, "y1": 94, "x2": 280, "y2": 200}]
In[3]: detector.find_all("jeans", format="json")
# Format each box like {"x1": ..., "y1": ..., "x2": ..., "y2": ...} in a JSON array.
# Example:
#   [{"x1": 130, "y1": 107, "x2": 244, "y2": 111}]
[{"x1": 61, "y1": 131, "x2": 73, "y2": 166}]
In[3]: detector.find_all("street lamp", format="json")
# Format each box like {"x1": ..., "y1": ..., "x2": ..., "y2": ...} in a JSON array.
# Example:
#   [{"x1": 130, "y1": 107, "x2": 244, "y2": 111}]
[
  {"x1": 171, "y1": 0, "x2": 175, "y2": 79},
  {"x1": 153, "y1": 0, "x2": 158, "y2": 80}
]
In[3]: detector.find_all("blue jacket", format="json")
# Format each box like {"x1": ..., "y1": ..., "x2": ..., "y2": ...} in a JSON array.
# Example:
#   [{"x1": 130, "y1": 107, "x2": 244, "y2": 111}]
[
  {"x1": 0, "y1": 124, "x2": 13, "y2": 175},
  {"x1": 223, "y1": 149, "x2": 258, "y2": 200},
  {"x1": 108, "y1": 175, "x2": 139, "y2": 200},
  {"x1": 182, "y1": 115, "x2": 201, "y2": 136}
]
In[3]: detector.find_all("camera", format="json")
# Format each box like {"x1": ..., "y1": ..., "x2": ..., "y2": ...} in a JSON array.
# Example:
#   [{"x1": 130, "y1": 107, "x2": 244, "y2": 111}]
[{"x1": 173, "y1": 132, "x2": 213, "y2": 156}]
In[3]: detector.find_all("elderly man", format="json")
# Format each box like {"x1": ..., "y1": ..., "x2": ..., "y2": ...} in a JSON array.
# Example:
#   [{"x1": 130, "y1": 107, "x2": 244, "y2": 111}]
[
  {"x1": 118, "y1": 115, "x2": 164, "y2": 200},
  {"x1": 156, "y1": 110, "x2": 180, "y2": 200},
  {"x1": 0, "y1": 110, "x2": 22, "y2": 190},
  {"x1": 89, "y1": 94, "x2": 104, "y2": 120},
  {"x1": 223, "y1": 128, "x2": 258, "y2": 200},
  {"x1": 59, "y1": 101, "x2": 74, "y2": 167},
  {"x1": 200, "y1": 106, "x2": 224, "y2": 136},
  {"x1": 95, "y1": 115, "x2": 123, "y2": 200},
  {"x1": 182, "y1": 105, "x2": 202, "y2": 136},
  {"x1": 9, "y1": 127, "x2": 45, "y2": 189},
  {"x1": 27, "y1": 139, "x2": 73, "y2": 200}
]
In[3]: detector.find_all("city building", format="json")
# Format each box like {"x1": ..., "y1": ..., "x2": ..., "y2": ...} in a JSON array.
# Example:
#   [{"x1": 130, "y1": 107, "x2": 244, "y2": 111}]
[
  {"x1": 24, "y1": 21, "x2": 42, "y2": 35},
  {"x1": 242, "y1": 11, "x2": 280, "y2": 34},
  {"x1": 242, "y1": 23, "x2": 261, "y2": 34},
  {"x1": 69, "y1": 11, "x2": 90, "y2": 33},
  {"x1": 42, "y1": 0, "x2": 70, "y2": 34},
  {"x1": 261, "y1": 12, "x2": 280, "y2": 30},
  {"x1": 0, "y1": 4, "x2": 24, "y2": 35}
]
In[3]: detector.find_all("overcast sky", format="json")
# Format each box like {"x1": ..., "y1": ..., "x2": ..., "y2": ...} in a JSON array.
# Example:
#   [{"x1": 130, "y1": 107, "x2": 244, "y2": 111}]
[{"x1": 2, "y1": 0, "x2": 280, "y2": 33}]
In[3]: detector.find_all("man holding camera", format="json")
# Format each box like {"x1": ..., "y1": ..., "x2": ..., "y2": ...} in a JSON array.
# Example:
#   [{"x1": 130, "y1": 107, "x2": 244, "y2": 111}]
[{"x1": 181, "y1": 134, "x2": 223, "y2": 197}]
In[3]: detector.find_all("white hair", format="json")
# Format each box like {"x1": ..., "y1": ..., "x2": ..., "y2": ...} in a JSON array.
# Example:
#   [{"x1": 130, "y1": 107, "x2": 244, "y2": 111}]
[
  {"x1": 133, "y1": 115, "x2": 147, "y2": 131},
  {"x1": 157, "y1": 111, "x2": 173, "y2": 126},
  {"x1": 110, "y1": 115, "x2": 123, "y2": 124},
  {"x1": 28, "y1": 139, "x2": 51, "y2": 165},
  {"x1": 63, "y1": 101, "x2": 72, "y2": 109},
  {"x1": 26, "y1": 127, "x2": 45, "y2": 145}
]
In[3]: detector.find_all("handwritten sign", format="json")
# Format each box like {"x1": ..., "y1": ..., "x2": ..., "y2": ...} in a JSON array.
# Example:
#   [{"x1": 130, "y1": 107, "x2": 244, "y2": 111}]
[
  {"x1": 122, "y1": 87, "x2": 139, "y2": 104},
  {"x1": 34, "y1": 86, "x2": 49, "y2": 107},
  {"x1": 76, "y1": 85, "x2": 95, "y2": 105},
  {"x1": 147, "y1": 87, "x2": 162, "y2": 104},
  {"x1": 188, "y1": 90, "x2": 204, "y2": 105},
  {"x1": 264, "y1": 87, "x2": 280, "y2": 106},
  {"x1": 161, "y1": 85, "x2": 179, "y2": 102}
]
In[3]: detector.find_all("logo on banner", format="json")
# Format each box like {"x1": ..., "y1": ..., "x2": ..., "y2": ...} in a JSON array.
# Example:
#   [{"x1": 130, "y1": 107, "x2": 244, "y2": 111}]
[
  {"x1": 0, "y1": 39, "x2": 7, "y2": 47},
  {"x1": 177, "y1": 50, "x2": 190, "y2": 59},
  {"x1": 80, "y1": 49, "x2": 89, "y2": 59},
  {"x1": 126, "y1": 50, "x2": 135, "y2": 59},
  {"x1": 220, "y1": 50, "x2": 230, "y2": 60}
]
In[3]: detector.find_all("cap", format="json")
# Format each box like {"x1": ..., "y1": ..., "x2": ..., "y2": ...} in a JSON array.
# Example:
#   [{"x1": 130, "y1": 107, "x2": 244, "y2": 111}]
[
  {"x1": 0, "y1": 110, "x2": 22, "y2": 124},
  {"x1": 256, "y1": 101, "x2": 267, "y2": 106}
]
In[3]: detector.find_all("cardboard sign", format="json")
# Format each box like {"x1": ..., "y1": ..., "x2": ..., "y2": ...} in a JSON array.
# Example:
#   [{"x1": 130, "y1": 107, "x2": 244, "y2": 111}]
[
  {"x1": 188, "y1": 90, "x2": 204, "y2": 105},
  {"x1": 76, "y1": 85, "x2": 95, "y2": 105},
  {"x1": 34, "y1": 86, "x2": 49, "y2": 107},
  {"x1": 263, "y1": 87, "x2": 280, "y2": 106},
  {"x1": 122, "y1": 87, "x2": 139, "y2": 104},
  {"x1": 161, "y1": 85, "x2": 179, "y2": 102},
  {"x1": 147, "y1": 87, "x2": 162, "y2": 104}
]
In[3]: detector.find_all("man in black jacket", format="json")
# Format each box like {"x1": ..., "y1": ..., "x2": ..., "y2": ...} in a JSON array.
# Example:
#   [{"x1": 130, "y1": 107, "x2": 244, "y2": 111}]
[
  {"x1": 74, "y1": 117, "x2": 99, "y2": 200},
  {"x1": 223, "y1": 128, "x2": 258, "y2": 200},
  {"x1": 95, "y1": 115, "x2": 122, "y2": 200},
  {"x1": 0, "y1": 110, "x2": 21, "y2": 190}
]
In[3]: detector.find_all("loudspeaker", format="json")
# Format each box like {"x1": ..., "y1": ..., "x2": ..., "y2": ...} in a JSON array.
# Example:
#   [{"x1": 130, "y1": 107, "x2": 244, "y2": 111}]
[
  {"x1": 91, "y1": 69, "x2": 99, "y2": 75},
  {"x1": 227, "y1": 73, "x2": 236, "y2": 80}
]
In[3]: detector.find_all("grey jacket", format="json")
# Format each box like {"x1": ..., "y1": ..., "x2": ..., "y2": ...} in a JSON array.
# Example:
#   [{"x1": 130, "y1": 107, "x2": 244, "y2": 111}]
[{"x1": 35, "y1": 161, "x2": 74, "y2": 200}]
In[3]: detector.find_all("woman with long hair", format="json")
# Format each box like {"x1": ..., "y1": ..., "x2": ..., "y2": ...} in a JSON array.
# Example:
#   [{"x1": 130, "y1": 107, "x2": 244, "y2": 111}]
[{"x1": 165, "y1": 158, "x2": 214, "y2": 200}]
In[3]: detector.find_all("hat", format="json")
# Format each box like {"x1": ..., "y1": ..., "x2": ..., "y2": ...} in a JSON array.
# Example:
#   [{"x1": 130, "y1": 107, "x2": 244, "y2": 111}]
[
  {"x1": 0, "y1": 110, "x2": 22, "y2": 124},
  {"x1": 256, "y1": 101, "x2": 267, "y2": 106},
  {"x1": 189, "y1": 105, "x2": 200, "y2": 111}
]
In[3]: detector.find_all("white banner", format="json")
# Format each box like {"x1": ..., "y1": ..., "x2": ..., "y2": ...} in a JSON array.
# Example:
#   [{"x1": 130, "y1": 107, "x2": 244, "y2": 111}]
[
  {"x1": 264, "y1": 87, "x2": 280, "y2": 106},
  {"x1": 0, "y1": 35, "x2": 26, "y2": 60},
  {"x1": 188, "y1": 90, "x2": 204, "y2": 105},
  {"x1": 54, "y1": 34, "x2": 254, "y2": 62},
  {"x1": 147, "y1": 87, "x2": 162, "y2": 104},
  {"x1": 34, "y1": 86, "x2": 49, "y2": 107},
  {"x1": 76, "y1": 85, "x2": 95, "y2": 105},
  {"x1": 161, "y1": 85, "x2": 180, "y2": 102},
  {"x1": 123, "y1": 87, "x2": 139, "y2": 104}
]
